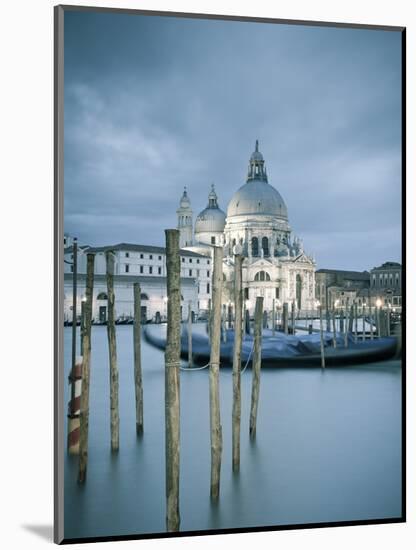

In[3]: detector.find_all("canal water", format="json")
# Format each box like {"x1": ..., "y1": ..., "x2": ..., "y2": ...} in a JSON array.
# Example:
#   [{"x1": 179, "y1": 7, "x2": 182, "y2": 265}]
[{"x1": 63, "y1": 324, "x2": 402, "y2": 540}]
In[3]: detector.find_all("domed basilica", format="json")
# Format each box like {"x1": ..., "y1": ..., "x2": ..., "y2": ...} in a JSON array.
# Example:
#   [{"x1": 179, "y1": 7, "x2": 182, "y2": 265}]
[{"x1": 177, "y1": 141, "x2": 316, "y2": 313}]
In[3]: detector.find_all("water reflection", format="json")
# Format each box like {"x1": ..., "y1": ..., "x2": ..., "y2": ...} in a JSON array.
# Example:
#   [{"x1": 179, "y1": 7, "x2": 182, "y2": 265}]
[{"x1": 64, "y1": 325, "x2": 401, "y2": 539}]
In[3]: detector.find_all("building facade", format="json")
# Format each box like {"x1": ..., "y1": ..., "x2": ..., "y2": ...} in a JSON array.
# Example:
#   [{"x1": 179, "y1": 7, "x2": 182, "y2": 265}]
[
  {"x1": 64, "y1": 243, "x2": 210, "y2": 322},
  {"x1": 179, "y1": 140, "x2": 316, "y2": 315},
  {"x1": 370, "y1": 262, "x2": 402, "y2": 307}
]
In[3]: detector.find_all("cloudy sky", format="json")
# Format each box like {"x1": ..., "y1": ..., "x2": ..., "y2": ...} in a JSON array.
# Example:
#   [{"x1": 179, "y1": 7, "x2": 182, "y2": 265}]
[{"x1": 64, "y1": 10, "x2": 402, "y2": 271}]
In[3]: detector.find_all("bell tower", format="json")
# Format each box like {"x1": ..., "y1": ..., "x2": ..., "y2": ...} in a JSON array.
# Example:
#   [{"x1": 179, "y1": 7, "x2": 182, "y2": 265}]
[{"x1": 176, "y1": 187, "x2": 193, "y2": 248}]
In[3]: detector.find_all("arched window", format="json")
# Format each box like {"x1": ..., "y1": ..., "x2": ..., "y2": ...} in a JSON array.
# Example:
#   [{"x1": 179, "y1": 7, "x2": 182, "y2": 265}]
[
  {"x1": 223, "y1": 273, "x2": 226, "y2": 281},
  {"x1": 254, "y1": 271, "x2": 271, "y2": 282},
  {"x1": 252, "y1": 237, "x2": 259, "y2": 257},
  {"x1": 262, "y1": 237, "x2": 269, "y2": 257},
  {"x1": 232, "y1": 238, "x2": 236, "y2": 248},
  {"x1": 97, "y1": 292, "x2": 108, "y2": 300},
  {"x1": 141, "y1": 293, "x2": 149, "y2": 301}
]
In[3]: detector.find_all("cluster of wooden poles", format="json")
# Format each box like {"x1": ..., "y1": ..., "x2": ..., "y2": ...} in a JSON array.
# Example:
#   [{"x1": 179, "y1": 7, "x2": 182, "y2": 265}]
[
  {"x1": 164, "y1": 230, "x2": 264, "y2": 530},
  {"x1": 70, "y1": 230, "x2": 265, "y2": 533},
  {"x1": 74, "y1": 250, "x2": 145, "y2": 484}
]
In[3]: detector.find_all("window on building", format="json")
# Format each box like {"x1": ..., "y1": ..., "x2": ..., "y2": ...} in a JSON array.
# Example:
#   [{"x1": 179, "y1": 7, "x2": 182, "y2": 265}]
[
  {"x1": 141, "y1": 293, "x2": 149, "y2": 300},
  {"x1": 252, "y1": 237, "x2": 259, "y2": 257},
  {"x1": 140, "y1": 265, "x2": 143, "y2": 274},
  {"x1": 211, "y1": 236, "x2": 216, "y2": 244},
  {"x1": 125, "y1": 252, "x2": 129, "y2": 258},
  {"x1": 158, "y1": 255, "x2": 162, "y2": 260},
  {"x1": 70, "y1": 265, "x2": 73, "y2": 273},
  {"x1": 262, "y1": 237, "x2": 269, "y2": 257},
  {"x1": 182, "y1": 257, "x2": 185, "y2": 263},
  {"x1": 125, "y1": 264, "x2": 129, "y2": 273},
  {"x1": 149, "y1": 255, "x2": 153, "y2": 260},
  {"x1": 149, "y1": 266, "x2": 153, "y2": 274},
  {"x1": 244, "y1": 287, "x2": 249, "y2": 300},
  {"x1": 254, "y1": 271, "x2": 271, "y2": 282},
  {"x1": 189, "y1": 258, "x2": 192, "y2": 263},
  {"x1": 140, "y1": 253, "x2": 144, "y2": 259},
  {"x1": 207, "y1": 260, "x2": 210, "y2": 265},
  {"x1": 197, "y1": 259, "x2": 200, "y2": 264},
  {"x1": 97, "y1": 292, "x2": 108, "y2": 300},
  {"x1": 207, "y1": 270, "x2": 210, "y2": 277},
  {"x1": 158, "y1": 267, "x2": 162, "y2": 275},
  {"x1": 207, "y1": 283, "x2": 210, "y2": 294},
  {"x1": 275, "y1": 288, "x2": 280, "y2": 299},
  {"x1": 189, "y1": 269, "x2": 192, "y2": 276}
]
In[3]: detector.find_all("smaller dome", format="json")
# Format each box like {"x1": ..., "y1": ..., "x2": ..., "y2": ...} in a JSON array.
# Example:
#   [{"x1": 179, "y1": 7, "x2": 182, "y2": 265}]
[
  {"x1": 195, "y1": 184, "x2": 226, "y2": 234},
  {"x1": 195, "y1": 207, "x2": 226, "y2": 234}
]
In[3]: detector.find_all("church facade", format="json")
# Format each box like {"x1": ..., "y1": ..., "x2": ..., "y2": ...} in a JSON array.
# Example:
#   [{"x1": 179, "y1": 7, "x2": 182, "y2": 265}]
[{"x1": 178, "y1": 141, "x2": 316, "y2": 315}]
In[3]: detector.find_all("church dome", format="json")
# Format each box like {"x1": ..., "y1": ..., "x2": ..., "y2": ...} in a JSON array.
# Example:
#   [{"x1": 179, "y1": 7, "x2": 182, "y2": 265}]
[
  {"x1": 227, "y1": 141, "x2": 288, "y2": 219},
  {"x1": 195, "y1": 184, "x2": 226, "y2": 234}
]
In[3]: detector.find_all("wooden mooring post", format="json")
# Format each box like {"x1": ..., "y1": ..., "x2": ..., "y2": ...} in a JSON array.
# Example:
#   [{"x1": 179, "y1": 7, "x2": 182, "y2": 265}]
[
  {"x1": 283, "y1": 303, "x2": 289, "y2": 334},
  {"x1": 209, "y1": 246, "x2": 223, "y2": 499},
  {"x1": 222, "y1": 304, "x2": 227, "y2": 343},
  {"x1": 369, "y1": 302, "x2": 374, "y2": 340},
  {"x1": 187, "y1": 301, "x2": 193, "y2": 368},
  {"x1": 106, "y1": 250, "x2": 120, "y2": 452},
  {"x1": 272, "y1": 298, "x2": 276, "y2": 336},
  {"x1": 362, "y1": 305, "x2": 366, "y2": 341},
  {"x1": 232, "y1": 254, "x2": 243, "y2": 473},
  {"x1": 291, "y1": 302, "x2": 295, "y2": 334},
  {"x1": 71, "y1": 237, "x2": 78, "y2": 416},
  {"x1": 376, "y1": 306, "x2": 381, "y2": 339},
  {"x1": 344, "y1": 306, "x2": 349, "y2": 348},
  {"x1": 354, "y1": 303, "x2": 358, "y2": 343},
  {"x1": 249, "y1": 296, "x2": 264, "y2": 438},
  {"x1": 319, "y1": 304, "x2": 325, "y2": 368},
  {"x1": 133, "y1": 283, "x2": 144, "y2": 435},
  {"x1": 332, "y1": 308, "x2": 337, "y2": 348},
  {"x1": 78, "y1": 252, "x2": 95, "y2": 484},
  {"x1": 164, "y1": 229, "x2": 181, "y2": 532},
  {"x1": 339, "y1": 308, "x2": 344, "y2": 333}
]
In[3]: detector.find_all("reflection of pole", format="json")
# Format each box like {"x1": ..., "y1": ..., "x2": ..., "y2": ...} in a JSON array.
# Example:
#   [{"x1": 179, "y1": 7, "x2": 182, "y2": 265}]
[
  {"x1": 319, "y1": 305, "x2": 325, "y2": 368},
  {"x1": 71, "y1": 238, "x2": 78, "y2": 413}
]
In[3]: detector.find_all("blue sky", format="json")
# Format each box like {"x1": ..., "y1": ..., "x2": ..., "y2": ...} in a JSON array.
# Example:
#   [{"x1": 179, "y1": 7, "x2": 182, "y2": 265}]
[{"x1": 64, "y1": 10, "x2": 402, "y2": 271}]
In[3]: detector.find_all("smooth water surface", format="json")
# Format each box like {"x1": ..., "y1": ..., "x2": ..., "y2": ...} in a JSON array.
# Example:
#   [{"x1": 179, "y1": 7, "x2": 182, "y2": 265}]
[{"x1": 63, "y1": 325, "x2": 402, "y2": 539}]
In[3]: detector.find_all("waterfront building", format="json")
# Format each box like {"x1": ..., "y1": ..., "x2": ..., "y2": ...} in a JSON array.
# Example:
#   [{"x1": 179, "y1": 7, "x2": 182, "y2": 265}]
[
  {"x1": 63, "y1": 243, "x2": 210, "y2": 323},
  {"x1": 180, "y1": 141, "x2": 316, "y2": 315},
  {"x1": 370, "y1": 261, "x2": 402, "y2": 308},
  {"x1": 315, "y1": 269, "x2": 370, "y2": 309}
]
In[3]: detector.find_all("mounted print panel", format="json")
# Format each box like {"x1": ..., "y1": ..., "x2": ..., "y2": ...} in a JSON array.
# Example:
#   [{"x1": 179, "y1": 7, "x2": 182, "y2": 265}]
[{"x1": 54, "y1": 5, "x2": 405, "y2": 544}]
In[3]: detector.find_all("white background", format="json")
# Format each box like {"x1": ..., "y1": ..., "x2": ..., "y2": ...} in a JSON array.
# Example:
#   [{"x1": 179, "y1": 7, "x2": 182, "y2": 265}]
[{"x1": 0, "y1": 0, "x2": 413, "y2": 548}]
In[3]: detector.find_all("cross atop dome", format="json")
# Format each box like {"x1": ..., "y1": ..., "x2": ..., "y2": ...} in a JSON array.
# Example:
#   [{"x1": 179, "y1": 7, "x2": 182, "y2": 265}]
[
  {"x1": 208, "y1": 183, "x2": 219, "y2": 208},
  {"x1": 247, "y1": 139, "x2": 268, "y2": 182}
]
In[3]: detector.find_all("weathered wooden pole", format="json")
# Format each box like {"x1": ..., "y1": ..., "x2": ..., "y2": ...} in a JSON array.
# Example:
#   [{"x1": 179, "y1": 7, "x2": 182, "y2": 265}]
[
  {"x1": 319, "y1": 305, "x2": 325, "y2": 368},
  {"x1": 133, "y1": 283, "x2": 144, "y2": 435},
  {"x1": 344, "y1": 306, "x2": 349, "y2": 348},
  {"x1": 228, "y1": 303, "x2": 232, "y2": 329},
  {"x1": 332, "y1": 307, "x2": 337, "y2": 348},
  {"x1": 80, "y1": 299, "x2": 85, "y2": 356},
  {"x1": 78, "y1": 253, "x2": 95, "y2": 484},
  {"x1": 187, "y1": 301, "x2": 193, "y2": 368},
  {"x1": 377, "y1": 306, "x2": 381, "y2": 338},
  {"x1": 361, "y1": 305, "x2": 366, "y2": 341},
  {"x1": 348, "y1": 304, "x2": 354, "y2": 333},
  {"x1": 164, "y1": 229, "x2": 181, "y2": 532},
  {"x1": 249, "y1": 296, "x2": 264, "y2": 439},
  {"x1": 209, "y1": 246, "x2": 223, "y2": 499},
  {"x1": 272, "y1": 298, "x2": 276, "y2": 336},
  {"x1": 291, "y1": 301, "x2": 295, "y2": 334},
  {"x1": 262, "y1": 310, "x2": 268, "y2": 330},
  {"x1": 386, "y1": 308, "x2": 391, "y2": 337},
  {"x1": 354, "y1": 303, "x2": 358, "y2": 343},
  {"x1": 71, "y1": 238, "x2": 78, "y2": 413},
  {"x1": 369, "y1": 302, "x2": 374, "y2": 340},
  {"x1": 232, "y1": 254, "x2": 243, "y2": 473},
  {"x1": 245, "y1": 308, "x2": 251, "y2": 335},
  {"x1": 340, "y1": 308, "x2": 344, "y2": 333},
  {"x1": 283, "y1": 303, "x2": 289, "y2": 334},
  {"x1": 106, "y1": 250, "x2": 120, "y2": 452}
]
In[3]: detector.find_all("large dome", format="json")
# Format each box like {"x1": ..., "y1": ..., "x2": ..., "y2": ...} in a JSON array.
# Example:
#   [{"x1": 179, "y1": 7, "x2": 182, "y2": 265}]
[
  {"x1": 227, "y1": 141, "x2": 288, "y2": 219},
  {"x1": 227, "y1": 180, "x2": 288, "y2": 219}
]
